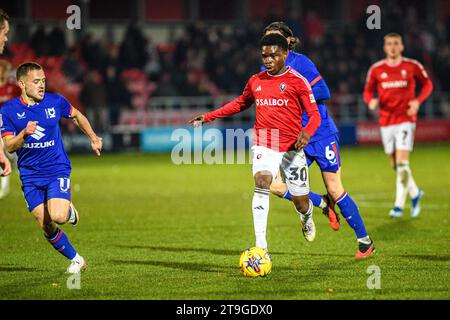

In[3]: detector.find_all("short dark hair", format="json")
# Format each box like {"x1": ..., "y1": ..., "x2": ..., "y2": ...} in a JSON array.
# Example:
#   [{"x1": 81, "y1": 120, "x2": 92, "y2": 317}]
[
  {"x1": 0, "y1": 8, "x2": 9, "y2": 29},
  {"x1": 260, "y1": 33, "x2": 289, "y2": 52},
  {"x1": 16, "y1": 62, "x2": 43, "y2": 80},
  {"x1": 263, "y1": 21, "x2": 299, "y2": 51}
]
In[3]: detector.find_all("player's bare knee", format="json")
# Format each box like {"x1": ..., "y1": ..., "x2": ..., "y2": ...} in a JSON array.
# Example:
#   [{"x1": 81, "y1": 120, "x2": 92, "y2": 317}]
[
  {"x1": 292, "y1": 196, "x2": 309, "y2": 214},
  {"x1": 254, "y1": 173, "x2": 272, "y2": 190},
  {"x1": 327, "y1": 185, "x2": 344, "y2": 202},
  {"x1": 51, "y1": 211, "x2": 69, "y2": 225},
  {"x1": 256, "y1": 179, "x2": 271, "y2": 190}
]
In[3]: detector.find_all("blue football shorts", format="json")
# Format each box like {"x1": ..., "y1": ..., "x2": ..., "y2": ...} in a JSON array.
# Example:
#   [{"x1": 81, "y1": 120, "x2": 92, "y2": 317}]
[
  {"x1": 21, "y1": 176, "x2": 72, "y2": 212},
  {"x1": 304, "y1": 133, "x2": 341, "y2": 173}
]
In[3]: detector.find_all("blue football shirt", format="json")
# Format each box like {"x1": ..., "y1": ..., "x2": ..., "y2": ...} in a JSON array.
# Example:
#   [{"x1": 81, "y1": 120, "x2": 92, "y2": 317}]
[
  {"x1": 0, "y1": 93, "x2": 72, "y2": 182},
  {"x1": 262, "y1": 51, "x2": 338, "y2": 142}
]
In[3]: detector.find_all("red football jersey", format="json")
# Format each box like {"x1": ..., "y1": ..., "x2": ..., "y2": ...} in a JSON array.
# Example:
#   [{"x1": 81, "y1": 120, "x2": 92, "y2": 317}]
[
  {"x1": 363, "y1": 57, "x2": 433, "y2": 127},
  {"x1": 204, "y1": 67, "x2": 321, "y2": 152},
  {"x1": 0, "y1": 83, "x2": 21, "y2": 106}
]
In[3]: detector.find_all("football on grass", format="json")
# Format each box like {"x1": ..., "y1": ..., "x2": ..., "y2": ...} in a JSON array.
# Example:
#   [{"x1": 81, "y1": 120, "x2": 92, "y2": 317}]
[{"x1": 239, "y1": 247, "x2": 272, "y2": 277}]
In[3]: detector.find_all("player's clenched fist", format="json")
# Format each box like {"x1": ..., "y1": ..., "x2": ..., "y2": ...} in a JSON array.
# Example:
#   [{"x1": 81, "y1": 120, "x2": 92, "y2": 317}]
[
  {"x1": 23, "y1": 121, "x2": 38, "y2": 137},
  {"x1": 368, "y1": 98, "x2": 379, "y2": 110},
  {"x1": 407, "y1": 99, "x2": 420, "y2": 117},
  {"x1": 295, "y1": 131, "x2": 310, "y2": 150}
]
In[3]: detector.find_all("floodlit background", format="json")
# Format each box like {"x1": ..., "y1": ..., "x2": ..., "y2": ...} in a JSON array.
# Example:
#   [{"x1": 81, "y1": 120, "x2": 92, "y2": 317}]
[
  {"x1": 0, "y1": 0, "x2": 449, "y2": 300},
  {"x1": 1, "y1": 0, "x2": 449, "y2": 152}
]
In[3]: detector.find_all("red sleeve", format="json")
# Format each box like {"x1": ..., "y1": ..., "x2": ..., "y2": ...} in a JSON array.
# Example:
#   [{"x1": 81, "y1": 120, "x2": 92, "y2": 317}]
[
  {"x1": 414, "y1": 62, "x2": 433, "y2": 104},
  {"x1": 363, "y1": 66, "x2": 377, "y2": 104},
  {"x1": 298, "y1": 88, "x2": 321, "y2": 138},
  {"x1": 204, "y1": 78, "x2": 254, "y2": 123}
]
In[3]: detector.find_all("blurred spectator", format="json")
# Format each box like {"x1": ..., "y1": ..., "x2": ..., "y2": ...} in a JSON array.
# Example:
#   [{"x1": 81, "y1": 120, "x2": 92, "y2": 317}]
[
  {"x1": 118, "y1": 24, "x2": 148, "y2": 69},
  {"x1": 80, "y1": 34, "x2": 108, "y2": 70},
  {"x1": 30, "y1": 25, "x2": 49, "y2": 56},
  {"x1": 181, "y1": 71, "x2": 208, "y2": 96},
  {"x1": 48, "y1": 25, "x2": 66, "y2": 56},
  {"x1": 61, "y1": 48, "x2": 84, "y2": 83},
  {"x1": 0, "y1": 60, "x2": 21, "y2": 105},
  {"x1": 152, "y1": 71, "x2": 180, "y2": 97},
  {"x1": 4, "y1": 5, "x2": 448, "y2": 129},
  {"x1": 303, "y1": 11, "x2": 325, "y2": 44},
  {"x1": 434, "y1": 45, "x2": 450, "y2": 92},
  {"x1": 79, "y1": 71, "x2": 108, "y2": 132},
  {"x1": 104, "y1": 65, "x2": 131, "y2": 125},
  {"x1": 447, "y1": 15, "x2": 450, "y2": 43},
  {"x1": 144, "y1": 37, "x2": 162, "y2": 77}
]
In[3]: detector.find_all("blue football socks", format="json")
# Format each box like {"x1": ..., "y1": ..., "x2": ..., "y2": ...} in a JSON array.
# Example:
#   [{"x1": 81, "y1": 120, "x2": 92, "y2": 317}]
[
  {"x1": 282, "y1": 190, "x2": 323, "y2": 207},
  {"x1": 282, "y1": 190, "x2": 292, "y2": 201},
  {"x1": 46, "y1": 228, "x2": 77, "y2": 260},
  {"x1": 336, "y1": 192, "x2": 368, "y2": 239},
  {"x1": 309, "y1": 192, "x2": 324, "y2": 207}
]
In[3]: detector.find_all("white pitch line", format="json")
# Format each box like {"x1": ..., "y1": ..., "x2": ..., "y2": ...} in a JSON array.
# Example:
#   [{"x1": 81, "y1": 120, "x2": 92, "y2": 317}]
[
  {"x1": 352, "y1": 192, "x2": 392, "y2": 200},
  {"x1": 356, "y1": 201, "x2": 449, "y2": 210}
]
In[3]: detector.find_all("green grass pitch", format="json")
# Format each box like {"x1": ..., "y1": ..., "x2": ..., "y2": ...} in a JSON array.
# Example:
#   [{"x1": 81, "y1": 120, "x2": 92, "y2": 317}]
[{"x1": 0, "y1": 143, "x2": 449, "y2": 299}]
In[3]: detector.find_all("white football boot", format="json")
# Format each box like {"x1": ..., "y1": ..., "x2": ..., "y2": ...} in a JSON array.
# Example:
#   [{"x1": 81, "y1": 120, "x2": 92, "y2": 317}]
[
  {"x1": 68, "y1": 203, "x2": 79, "y2": 226},
  {"x1": 0, "y1": 176, "x2": 10, "y2": 199},
  {"x1": 411, "y1": 190, "x2": 424, "y2": 218},
  {"x1": 389, "y1": 207, "x2": 403, "y2": 218},
  {"x1": 67, "y1": 256, "x2": 87, "y2": 274},
  {"x1": 300, "y1": 214, "x2": 316, "y2": 242}
]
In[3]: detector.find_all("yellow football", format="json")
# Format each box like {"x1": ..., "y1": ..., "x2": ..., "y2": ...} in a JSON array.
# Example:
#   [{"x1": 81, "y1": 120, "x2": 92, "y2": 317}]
[{"x1": 239, "y1": 247, "x2": 272, "y2": 277}]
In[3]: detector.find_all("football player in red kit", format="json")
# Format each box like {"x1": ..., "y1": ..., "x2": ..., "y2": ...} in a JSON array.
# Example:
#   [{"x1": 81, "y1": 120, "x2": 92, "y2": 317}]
[
  {"x1": 0, "y1": 60, "x2": 20, "y2": 198},
  {"x1": 0, "y1": 9, "x2": 12, "y2": 189},
  {"x1": 363, "y1": 32, "x2": 433, "y2": 219},
  {"x1": 190, "y1": 33, "x2": 322, "y2": 252}
]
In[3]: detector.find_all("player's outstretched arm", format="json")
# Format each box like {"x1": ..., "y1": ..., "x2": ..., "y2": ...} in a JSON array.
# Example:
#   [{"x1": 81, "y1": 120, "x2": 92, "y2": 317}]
[
  {"x1": 189, "y1": 78, "x2": 255, "y2": 126},
  {"x1": 70, "y1": 107, "x2": 102, "y2": 156}
]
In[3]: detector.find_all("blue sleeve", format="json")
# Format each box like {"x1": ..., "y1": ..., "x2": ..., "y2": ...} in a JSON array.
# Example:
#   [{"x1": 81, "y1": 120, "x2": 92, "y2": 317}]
[
  {"x1": 260, "y1": 65, "x2": 265, "y2": 72},
  {"x1": 0, "y1": 110, "x2": 16, "y2": 136},
  {"x1": 293, "y1": 55, "x2": 331, "y2": 102},
  {"x1": 58, "y1": 94, "x2": 73, "y2": 119},
  {"x1": 312, "y1": 79, "x2": 331, "y2": 102}
]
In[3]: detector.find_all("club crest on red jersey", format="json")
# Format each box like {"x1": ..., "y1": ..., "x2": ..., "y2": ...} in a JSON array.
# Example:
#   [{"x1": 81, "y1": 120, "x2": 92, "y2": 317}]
[{"x1": 280, "y1": 83, "x2": 286, "y2": 92}]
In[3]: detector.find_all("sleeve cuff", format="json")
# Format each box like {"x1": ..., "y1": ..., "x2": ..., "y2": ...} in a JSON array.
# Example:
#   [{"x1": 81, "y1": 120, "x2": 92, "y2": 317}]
[
  {"x1": 203, "y1": 113, "x2": 213, "y2": 123},
  {"x1": 1, "y1": 132, "x2": 14, "y2": 138}
]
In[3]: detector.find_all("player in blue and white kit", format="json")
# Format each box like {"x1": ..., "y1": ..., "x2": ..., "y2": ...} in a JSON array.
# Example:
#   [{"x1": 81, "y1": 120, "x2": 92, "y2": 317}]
[
  {"x1": 263, "y1": 22, "x2": 374, "y2": 258},
  {"x1": 1, "y1": 62, "x2": 103, "y2": 273}
]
